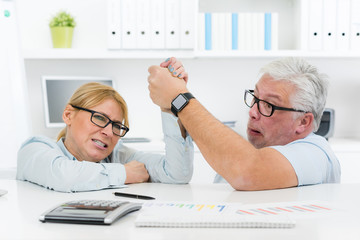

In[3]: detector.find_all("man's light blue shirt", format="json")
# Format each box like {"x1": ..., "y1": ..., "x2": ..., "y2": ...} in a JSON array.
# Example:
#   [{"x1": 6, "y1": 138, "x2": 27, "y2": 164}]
[
  {"x1": 17, "y1": 112, "x2": 194, "y2": 192},
  {"x1": 214, "y1": 133, "x2": 341, "y2": 185}
]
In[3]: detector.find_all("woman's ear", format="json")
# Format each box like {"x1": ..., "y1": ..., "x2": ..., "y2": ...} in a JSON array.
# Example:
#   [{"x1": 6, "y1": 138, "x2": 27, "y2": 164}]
[
  {"x1": 62, "y1": 105, "x2": 74, "y2": 125},
  {"x1": 295, "y1": 112, "x2": 314, "y2": 134}
]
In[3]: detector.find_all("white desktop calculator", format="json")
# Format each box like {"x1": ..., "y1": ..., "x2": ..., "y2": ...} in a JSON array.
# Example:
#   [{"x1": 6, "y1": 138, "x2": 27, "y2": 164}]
[{"x1": 39, "y1": 200, "x2": 142, "y2": 225}]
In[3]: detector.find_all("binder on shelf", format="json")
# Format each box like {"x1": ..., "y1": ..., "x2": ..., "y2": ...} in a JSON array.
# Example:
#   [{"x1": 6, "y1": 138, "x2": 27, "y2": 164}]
[
  {"x1": 231, "y1": 13, "x2": 238, "y2": 50},
  {"x1": 224, "y1": 13, "x2": 232, "y2": 51},
  {"x1": 215, "y1": 13, "x2": 226, "y2": 51},
  {"x1": 264, "y1": 12, "x2": 271, "y2": 50},
  {"x1": 271, "y1": 12, "x2": 279, "y2": 50},
  {"x1": 257, "y1": 13, "x2": 265, "y2": 51},
  {"x1": 211, "y1": 13, "x2": 220, "y2": 50},
  {"x1": 121, "y1": 0, "x2": 137, "y2": 49},
  {"x1": 247, "y1": 13, "x2": 255, "y2": 50},
  {"x1": 336, "y1": 0, "x2": 351, "y2": 50},
  {"x1": 243, "y1": 12, "x2": 252, "y2": 50},
  {"x1": 250, "y1": 13, "x2": 263, "y2": 51},
  {"x1": 297, "y1": 0, "x2": 309, "y2": 50},
  {"x1": 107, "y1": 0, "x2": 121, "y2": 49},
  {"x1": 136, "y1": 0, "x2": 150, "y2": 49},
  {"x1": 197, "y1": 12, "x2": 205, "y2": 51},
  {"x1": 238, "y1": 13, "x2": 246, "y2": 50},
  {"x1": 205, "y1": 13, "x2": 212, "y2": 50},
  {"x1": 350, "y1": 0, "x2": 360, "y2": 50},
  {"x1": 165, "y1": 0, "x2": 180, "y2": 49},
  {"x1": 322, "y1": 0, "x2": 337, "y2": 50},
  {"x1": 308, "y1": 0, "x2": 323, "y2": 50},
  {"x1": 150, "y1": 0, "x2": 165, "y2": 49},
  {"x1": 180, "y1": 0, "x2": 196, "y2": 49}
]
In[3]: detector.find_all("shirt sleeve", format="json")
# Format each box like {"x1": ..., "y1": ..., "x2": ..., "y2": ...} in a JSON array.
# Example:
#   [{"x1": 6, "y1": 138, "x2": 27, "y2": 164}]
[
  {"x1": 270, "y1": 141, "x2": 329, "y2": 186},
  {"x1": 114, "y1": 112, "x2": 194, "y2": 184},
  {"x1": 16, "y1": 136, "x2": 126, "y2": 192}
]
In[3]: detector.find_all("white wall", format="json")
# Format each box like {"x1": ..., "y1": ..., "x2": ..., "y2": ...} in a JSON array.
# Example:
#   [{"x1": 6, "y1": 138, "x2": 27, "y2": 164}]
[
  {"x1": 0, "y1": 0, "x2": 31, "y2": 168},
  {"x1": 16, "y1": 0, "x2": 107, "y2": 50}
]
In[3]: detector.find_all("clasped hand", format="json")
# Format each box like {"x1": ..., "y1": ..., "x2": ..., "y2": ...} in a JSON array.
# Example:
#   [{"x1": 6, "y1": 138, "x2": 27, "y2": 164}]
[{"x1": 148, "y1": 57, "x2": 189, "y2": 111}]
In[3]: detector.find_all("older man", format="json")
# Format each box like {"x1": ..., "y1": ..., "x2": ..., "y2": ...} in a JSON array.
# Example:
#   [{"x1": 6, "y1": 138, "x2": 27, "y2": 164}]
[{"x1": 148, "y1": 57, "x2": 341, "y2": 190}]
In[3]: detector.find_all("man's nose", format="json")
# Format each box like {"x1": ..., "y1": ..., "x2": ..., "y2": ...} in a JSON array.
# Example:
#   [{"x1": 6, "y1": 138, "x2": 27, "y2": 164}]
[{"x1": 249, "y1": 103, "x2": 261, "y2": 120}]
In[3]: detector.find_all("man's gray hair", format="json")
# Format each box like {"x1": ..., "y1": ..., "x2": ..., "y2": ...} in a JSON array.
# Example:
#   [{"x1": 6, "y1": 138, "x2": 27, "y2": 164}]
[{"x1": 259, "y1": 57, "x2": 328, "y2": 131}]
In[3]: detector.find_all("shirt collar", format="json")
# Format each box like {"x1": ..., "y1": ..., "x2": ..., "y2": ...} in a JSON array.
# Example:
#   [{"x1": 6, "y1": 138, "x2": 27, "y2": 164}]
[{"x1": 57, "y1": 138, "x2": 77, "y2": 160}]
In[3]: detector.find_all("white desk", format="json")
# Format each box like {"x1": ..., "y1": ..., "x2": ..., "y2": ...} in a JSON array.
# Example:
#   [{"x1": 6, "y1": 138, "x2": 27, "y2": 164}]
[{"x1": 1, "y1": 180, "x2": 360, "y2": 240}]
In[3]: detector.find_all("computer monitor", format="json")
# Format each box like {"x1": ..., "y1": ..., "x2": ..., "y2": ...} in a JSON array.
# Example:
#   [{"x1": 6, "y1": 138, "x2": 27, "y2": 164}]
[{"x1": 42, "y1": 76, "x2": 114, "y2": 128}]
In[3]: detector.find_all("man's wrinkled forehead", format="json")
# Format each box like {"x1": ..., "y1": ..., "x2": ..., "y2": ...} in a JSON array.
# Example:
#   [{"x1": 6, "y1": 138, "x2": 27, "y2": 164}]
[
  {"x1": 254, "y1": 74, "x2": 294, "y2": 103},
  {"x1": 254, "y1": 82, "x2": 285, "y2": 103}
]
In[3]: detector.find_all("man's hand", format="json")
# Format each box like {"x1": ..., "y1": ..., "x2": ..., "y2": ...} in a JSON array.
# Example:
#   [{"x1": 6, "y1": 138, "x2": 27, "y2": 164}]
[
  {"x1": 124, "y1": 161, "x2": 149, "y2": 184},
  {"x1": 148, "y1": 65, "x2": 188, "y2": 111}
]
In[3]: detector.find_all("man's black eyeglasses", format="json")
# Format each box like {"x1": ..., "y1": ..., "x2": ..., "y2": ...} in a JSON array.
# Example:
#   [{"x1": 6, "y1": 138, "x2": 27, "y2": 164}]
[
  {"x1": 244, "y1": 90, "x2": 307, "y2": 117},
  {"x1": 71, "y1": 105, "x2": 129, "y2": 137}
]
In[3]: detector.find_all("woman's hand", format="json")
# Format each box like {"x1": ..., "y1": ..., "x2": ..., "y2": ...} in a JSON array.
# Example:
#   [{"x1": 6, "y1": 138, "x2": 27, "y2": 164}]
[
  {"x1": 124, "y1": 161, "x2": 150, "y2": 184},
  {"x1": 160, "y1": 57, "x2": 188, "y2": 83}
]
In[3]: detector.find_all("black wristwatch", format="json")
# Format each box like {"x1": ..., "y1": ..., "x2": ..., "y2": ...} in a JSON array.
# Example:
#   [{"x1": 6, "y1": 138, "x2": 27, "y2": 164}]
[{"x1": 171, "y1": 93, "x2": 195, "y2": 117}]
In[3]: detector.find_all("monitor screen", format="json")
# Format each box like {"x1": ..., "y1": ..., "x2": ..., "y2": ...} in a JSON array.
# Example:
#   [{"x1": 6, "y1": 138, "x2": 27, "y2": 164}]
[{"x1": 42, "y1": 76, "x2": 113, "y2": 128}]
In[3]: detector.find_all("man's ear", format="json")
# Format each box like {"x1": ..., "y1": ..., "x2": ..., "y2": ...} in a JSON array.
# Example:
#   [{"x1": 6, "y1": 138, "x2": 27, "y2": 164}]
[
  {"x1": 62, "y1": 105, "x2": 75, "y2": 125},
  {"x1": 295, "y1": 112, "x2": 314, "y2": 134}
]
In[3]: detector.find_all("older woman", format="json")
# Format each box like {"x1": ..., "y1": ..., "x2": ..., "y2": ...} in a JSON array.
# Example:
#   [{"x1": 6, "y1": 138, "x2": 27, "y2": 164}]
[{"x1": 17, "y1": 66, "x2": 193, "y2": 192}]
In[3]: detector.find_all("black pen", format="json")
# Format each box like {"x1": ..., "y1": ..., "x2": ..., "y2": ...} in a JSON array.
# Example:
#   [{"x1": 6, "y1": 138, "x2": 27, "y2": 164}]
[{"x1": 113, "y1": 192, "x2": 155, "y2": 200}]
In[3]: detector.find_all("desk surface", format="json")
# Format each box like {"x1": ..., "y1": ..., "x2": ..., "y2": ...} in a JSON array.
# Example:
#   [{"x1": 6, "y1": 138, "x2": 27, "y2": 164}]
[{"x1": 1, "y1": 180, "x2": 360, "y2": 240}]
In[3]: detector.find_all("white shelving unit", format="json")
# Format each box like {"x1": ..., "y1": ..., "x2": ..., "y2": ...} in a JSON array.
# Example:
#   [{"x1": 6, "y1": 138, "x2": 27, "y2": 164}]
[
  {"x1": 22, "y1": 49, "x2": 196, "y2": 60},
  {"x1": 20, "y1": 0, "x2": 360, "y2": 60},
  {"x1": 22, "y1": 49, "x2": 360, "y2": 60}
]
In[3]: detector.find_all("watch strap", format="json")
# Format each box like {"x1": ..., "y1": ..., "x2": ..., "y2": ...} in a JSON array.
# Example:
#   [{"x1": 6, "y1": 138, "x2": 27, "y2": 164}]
[{"x1": 182, "y1": 93, "x2": 195, "y2": 101}]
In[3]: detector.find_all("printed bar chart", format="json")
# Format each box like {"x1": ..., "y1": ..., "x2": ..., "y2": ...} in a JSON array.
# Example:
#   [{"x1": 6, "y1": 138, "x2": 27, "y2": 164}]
[{"x1": 235, "y1": 202, "x2": 333, "y2": 217}]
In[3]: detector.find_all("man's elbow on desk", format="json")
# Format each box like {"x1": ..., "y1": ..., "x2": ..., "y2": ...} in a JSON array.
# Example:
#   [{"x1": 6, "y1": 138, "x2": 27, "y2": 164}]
[
  {"x1": 225, "y1": 174, "x2": 264, "y2": 191},
  {"x1": 222, "y1": 167, "x2": 298, "y2": 191}
]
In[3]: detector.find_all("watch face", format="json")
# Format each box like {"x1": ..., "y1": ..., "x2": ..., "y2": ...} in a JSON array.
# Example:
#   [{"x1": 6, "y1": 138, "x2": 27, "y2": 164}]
[{"x1": 172, "y1": 95, "x2": 187, "y2": 109}]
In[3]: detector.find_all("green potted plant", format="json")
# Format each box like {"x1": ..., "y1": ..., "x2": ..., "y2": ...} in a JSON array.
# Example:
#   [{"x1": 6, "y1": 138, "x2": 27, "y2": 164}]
[{"x1": 49, "y1": 11, "x2": 76, "y2": 48}]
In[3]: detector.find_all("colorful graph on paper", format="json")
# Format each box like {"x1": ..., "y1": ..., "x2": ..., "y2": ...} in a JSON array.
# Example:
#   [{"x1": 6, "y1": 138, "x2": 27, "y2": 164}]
[
  {"x1": 142, "y1": 202, "x2": 228, "y2": 214},
  {"x1": 235, "y1": 201, "x2": 334, "y2": 218},
  {"x1": 142, "y1": 201, "x2": 336, "y2": 218}
]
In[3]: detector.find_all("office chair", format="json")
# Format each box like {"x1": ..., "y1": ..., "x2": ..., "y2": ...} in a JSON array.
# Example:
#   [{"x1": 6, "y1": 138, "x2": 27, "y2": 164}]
[{"x1": 314, "y1": 108, "x2": 335, "y2": 140}]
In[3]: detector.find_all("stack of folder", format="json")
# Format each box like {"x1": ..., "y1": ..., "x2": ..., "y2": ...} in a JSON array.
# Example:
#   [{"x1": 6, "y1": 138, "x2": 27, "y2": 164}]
[
  {"x1": 301, "y1": 0, "x2": 360, "y2": 51},
  {"x1": 107, "y1": 0, "x2": 196, "y2": 50},
  {"x1": 197, "y1": 12, "x2": 278, "y2": 51}
]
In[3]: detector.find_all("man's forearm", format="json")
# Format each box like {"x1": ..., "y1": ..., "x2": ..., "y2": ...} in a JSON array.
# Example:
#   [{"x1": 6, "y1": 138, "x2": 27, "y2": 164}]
[{"x1": 177, "y1": 99, "x2": 257, "y2": 184}]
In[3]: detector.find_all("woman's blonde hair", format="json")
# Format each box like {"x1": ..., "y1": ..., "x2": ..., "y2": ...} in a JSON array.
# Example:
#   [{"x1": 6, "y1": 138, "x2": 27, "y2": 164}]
[{"x1": 57, "y1": 82, "x2": 129, "y2": 141}]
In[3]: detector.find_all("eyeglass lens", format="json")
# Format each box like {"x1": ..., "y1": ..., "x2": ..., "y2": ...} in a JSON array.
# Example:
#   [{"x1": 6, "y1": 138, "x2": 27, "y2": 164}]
[
  {"x1": 91, "y1": 112, "x2": 127, "y2": 137},
  {"x1": 245, "y1": 91, "x2": 273, "y2": 117}
]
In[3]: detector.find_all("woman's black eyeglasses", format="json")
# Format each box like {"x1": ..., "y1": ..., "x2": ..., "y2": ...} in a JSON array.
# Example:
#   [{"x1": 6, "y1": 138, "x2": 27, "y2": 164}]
[
  {"x1": 244, "y1": 90, "x2": 307, "y2": 117},
  {"x1": 71, "y1": 105, "x2": 129, "y2": 137}
]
